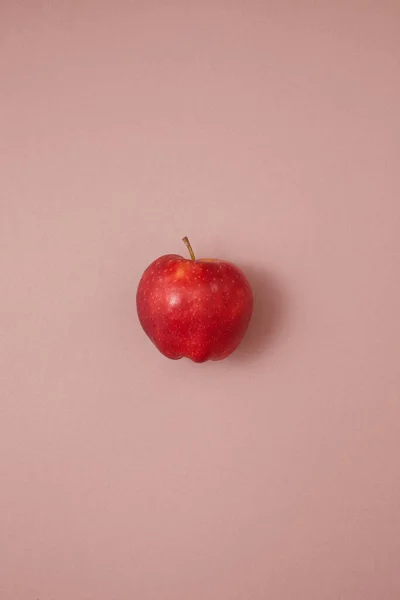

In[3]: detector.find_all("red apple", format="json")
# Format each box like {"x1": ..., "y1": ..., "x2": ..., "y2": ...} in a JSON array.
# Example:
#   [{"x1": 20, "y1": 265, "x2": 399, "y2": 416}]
[{"x1": 136, "y1": 237, "x2": 253, "y2": 362}]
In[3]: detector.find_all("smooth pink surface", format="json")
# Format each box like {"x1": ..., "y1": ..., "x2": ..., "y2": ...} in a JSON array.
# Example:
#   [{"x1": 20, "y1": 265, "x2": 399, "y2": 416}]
[{"x1": 1, "y1": 2, "x2": 400, "y2": 599}]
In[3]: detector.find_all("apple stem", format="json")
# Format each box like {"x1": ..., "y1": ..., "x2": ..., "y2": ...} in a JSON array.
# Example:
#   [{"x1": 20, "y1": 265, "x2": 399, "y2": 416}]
[{"x1": 182, "y1": 236, "x2": 196, "y2": 261}]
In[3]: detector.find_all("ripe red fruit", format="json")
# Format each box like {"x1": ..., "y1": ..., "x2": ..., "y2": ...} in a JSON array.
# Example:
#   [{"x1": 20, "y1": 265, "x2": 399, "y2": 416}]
[{"x1": 136, "y1": 237, "x2": 253, "y2": 362}]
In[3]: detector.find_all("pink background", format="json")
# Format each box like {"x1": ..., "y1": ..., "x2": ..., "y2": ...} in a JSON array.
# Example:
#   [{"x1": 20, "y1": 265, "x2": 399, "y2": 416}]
[{"x1": 1, "y1": 1, "x2": 400, "y2": 599}]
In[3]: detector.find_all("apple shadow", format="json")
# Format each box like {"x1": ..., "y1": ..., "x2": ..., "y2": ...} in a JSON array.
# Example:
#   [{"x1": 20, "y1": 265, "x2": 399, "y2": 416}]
[{"x1": 229, "y1": 265, "x2": 286, "y2": 364}]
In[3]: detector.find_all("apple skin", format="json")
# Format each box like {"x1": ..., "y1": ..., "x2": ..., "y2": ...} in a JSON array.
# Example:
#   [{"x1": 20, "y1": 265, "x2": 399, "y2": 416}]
[{"x1": 136, "y1": 251, "x2": 253, "y2": 363}]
